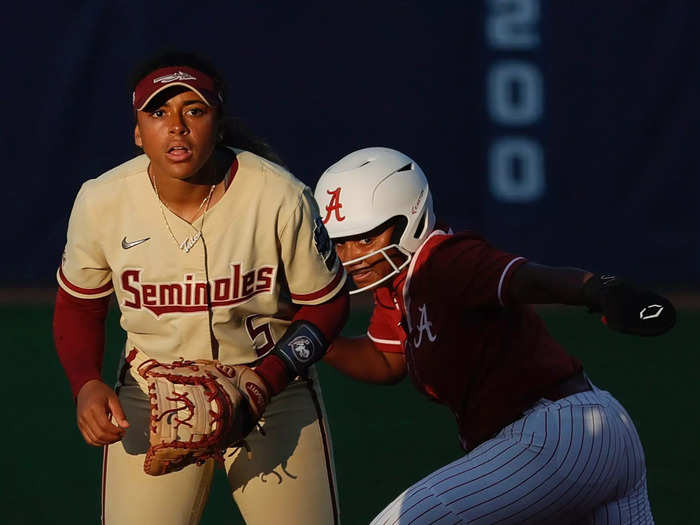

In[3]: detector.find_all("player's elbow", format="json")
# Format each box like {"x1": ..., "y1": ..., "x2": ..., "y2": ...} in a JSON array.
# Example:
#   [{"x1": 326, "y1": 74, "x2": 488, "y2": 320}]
[{"x1": 375, "y1": 353, "x2": 407, "y2": 385}]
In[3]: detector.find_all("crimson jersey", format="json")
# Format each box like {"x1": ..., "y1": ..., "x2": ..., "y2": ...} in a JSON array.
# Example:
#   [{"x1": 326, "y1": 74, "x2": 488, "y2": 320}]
[{"x1": 368, "y1": 229, "x2": 582, "y2": 450}]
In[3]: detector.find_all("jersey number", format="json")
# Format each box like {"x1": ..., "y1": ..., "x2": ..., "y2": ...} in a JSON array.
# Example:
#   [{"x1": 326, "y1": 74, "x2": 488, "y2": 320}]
[{"x1": 244, "y1": 315, "x2": 276, "y2": 356}]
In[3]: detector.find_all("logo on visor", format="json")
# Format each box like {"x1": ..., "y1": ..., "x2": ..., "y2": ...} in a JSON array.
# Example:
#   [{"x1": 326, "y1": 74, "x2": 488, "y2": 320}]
[
  {"x1": 153, "y1": 71, "x2": 197, "y2": 84},
  {"x1": 323, "y1": 188, "x2": 345, "y2": 224}
]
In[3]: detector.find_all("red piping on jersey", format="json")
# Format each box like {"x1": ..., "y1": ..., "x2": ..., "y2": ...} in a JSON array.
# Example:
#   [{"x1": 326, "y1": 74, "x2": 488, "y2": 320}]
[
  {"x1": 58, "y1": 266, "x2": 113, "y2": 295},
  {"x1": 290, "y1": 267, "x2": 345, "y2": 302}
]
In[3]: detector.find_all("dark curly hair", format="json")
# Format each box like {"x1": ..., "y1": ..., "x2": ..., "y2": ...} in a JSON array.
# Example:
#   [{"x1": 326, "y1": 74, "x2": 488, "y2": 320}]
[{"x1": 129, "y1": 50, "x2": 286, "y2": 167}]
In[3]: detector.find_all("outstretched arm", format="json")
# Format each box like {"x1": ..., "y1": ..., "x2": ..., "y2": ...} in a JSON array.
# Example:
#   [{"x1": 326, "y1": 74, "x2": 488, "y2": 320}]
[
  {"x1": 506, "y1": 262, "x2": 593, "y2": 305},
  {"x1": 323, "y1": 335, "x2": 406, "y2": 385},
  {"x1": 507, "y1": 262, "x2": 676, "y2": 336}
]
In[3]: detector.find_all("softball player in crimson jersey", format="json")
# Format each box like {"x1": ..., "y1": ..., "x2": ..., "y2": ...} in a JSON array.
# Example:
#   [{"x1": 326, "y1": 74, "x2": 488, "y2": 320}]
[
  {"x1": 53, "y1": 51, "x2": 348, "y2": 524},
  {"x1": 315, "y1": 147, "x2": 675, "y2": 524}
]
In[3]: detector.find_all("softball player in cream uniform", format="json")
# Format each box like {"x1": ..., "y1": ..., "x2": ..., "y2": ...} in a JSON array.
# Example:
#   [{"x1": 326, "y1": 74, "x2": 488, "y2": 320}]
[{"x1": 54, "y1": 52, "x2": 347, "y2": 524}]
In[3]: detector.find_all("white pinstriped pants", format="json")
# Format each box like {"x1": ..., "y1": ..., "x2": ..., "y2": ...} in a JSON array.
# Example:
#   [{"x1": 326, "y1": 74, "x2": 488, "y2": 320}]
[{"x1": 371, "y1": 382, "x2": 653, "y2": 524}]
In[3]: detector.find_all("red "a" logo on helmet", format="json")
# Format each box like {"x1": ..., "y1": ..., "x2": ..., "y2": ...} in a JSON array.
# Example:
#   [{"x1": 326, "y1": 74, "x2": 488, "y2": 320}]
[{"x1": 323, "y1": 188, "x2": 346, "y2": 223}]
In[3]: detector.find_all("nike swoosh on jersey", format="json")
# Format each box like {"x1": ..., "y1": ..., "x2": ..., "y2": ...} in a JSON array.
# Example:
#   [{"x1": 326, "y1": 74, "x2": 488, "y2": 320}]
[{"x1": 121, "y1": 236, "x2": 150, "y2": 249}]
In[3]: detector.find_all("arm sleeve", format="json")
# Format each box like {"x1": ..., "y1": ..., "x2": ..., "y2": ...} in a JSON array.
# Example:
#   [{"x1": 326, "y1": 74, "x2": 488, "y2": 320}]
[
  {"x1": 53, "y1": 287, "x2": 110, "y2": 398},
  {"x1": 56, "y1": 183, "x2": 113, "y2": 298},
  {"x1": 278, "y1": 187, "x2": 346, "y2": 305},
  {"x1": 419, "y1": 233, "x2": 528, "y2": 309},
  {"x1": 291, "y1": 284, "x2": 350, "y2": 341}
]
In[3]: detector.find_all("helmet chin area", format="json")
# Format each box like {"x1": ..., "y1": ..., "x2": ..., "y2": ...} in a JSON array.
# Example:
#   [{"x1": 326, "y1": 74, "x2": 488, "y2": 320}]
[{"x1": 341, "y1": 244, "x2": 412, "y2": 295}]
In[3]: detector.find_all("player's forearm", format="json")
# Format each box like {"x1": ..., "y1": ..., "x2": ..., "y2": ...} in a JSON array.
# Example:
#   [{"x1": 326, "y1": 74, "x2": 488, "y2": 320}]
[
  {"x1": 507, "y1": 263, "x2": 594, "y2": 306},
  {"x1": 291, "y1": 286, "x2": 350, "y2": 341},
  {"x1": 323, "y1": 336, "x2": 406, "y2": 384},
  {"x1": 53, "y1": 288, "x2": 110, "y2": 398},
  {"x1": 255, "y1": 288, "x2": 350, "y2": 395}
]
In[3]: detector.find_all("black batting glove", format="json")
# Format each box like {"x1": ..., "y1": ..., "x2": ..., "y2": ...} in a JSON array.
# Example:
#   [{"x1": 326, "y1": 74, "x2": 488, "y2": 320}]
[{"x1": 582, "y1": 274, "x2": 676, "y2": 336}]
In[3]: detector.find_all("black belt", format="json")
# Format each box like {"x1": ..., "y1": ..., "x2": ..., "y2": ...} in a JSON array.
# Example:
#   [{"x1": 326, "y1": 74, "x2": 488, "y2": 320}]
[{"x1": 542, "y1": 370, "x2": 592, "y2": 401}]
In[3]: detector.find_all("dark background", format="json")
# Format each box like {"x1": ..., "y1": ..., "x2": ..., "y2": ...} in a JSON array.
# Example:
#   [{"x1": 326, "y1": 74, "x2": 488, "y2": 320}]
[{"x1": 3, "y1": 0, "x2": 698, "y2": 288}]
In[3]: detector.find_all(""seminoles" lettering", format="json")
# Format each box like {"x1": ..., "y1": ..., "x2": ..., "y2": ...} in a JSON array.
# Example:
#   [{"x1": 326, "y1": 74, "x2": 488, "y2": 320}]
[{"x1": 121, "y1": 263, "x2": 275, "y2": 317}]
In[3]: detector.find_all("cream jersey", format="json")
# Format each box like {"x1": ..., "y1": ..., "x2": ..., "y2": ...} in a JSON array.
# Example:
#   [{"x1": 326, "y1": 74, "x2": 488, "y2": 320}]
[{"x1": 57, "y1": 149, "x2": 346, "y2": 365}]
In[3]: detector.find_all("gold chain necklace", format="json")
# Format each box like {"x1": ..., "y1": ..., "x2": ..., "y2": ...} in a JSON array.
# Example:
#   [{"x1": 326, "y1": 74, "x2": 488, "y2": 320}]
[{"x1": 151, "y1": 175, "x2": 216, "y2": 253}]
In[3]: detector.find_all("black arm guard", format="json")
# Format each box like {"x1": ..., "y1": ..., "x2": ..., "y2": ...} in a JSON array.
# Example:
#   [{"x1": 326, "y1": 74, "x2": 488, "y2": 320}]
[
  {"x1": 271, "y1": 320, "x2": 329, "y2": 378},
  {"x1": 582, "y1": 274, "x2": 676, "y2": 337}
]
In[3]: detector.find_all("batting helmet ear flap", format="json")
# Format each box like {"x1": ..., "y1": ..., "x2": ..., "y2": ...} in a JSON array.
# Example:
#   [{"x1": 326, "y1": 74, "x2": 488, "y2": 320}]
[{"x1": 389, "y1": 216, "x2": 408, "y2": 246}]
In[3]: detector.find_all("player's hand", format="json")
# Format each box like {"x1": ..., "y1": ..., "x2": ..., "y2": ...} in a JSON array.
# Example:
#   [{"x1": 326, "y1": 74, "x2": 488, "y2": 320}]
[
  {"x1": 76, "y1": 379, "x2": 129, "y2": 446},
  {"x1": 582, "y1": 274, "x2": 676, "y2": 336}
]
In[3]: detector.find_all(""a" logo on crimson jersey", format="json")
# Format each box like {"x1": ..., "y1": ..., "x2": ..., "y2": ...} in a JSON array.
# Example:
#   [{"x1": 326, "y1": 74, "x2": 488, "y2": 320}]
[
  {"x1": 414, "y1": 304, "x2": 437, "y2": 347},
  {"x1": 323, "y1": 188, "x2": 346, "y2": 223}
]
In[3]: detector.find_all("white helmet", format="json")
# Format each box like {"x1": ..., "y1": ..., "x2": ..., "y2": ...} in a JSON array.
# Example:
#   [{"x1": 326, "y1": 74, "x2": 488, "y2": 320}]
[{"x1": 314, "y1": 147, "x2": 435, "y2": 293}]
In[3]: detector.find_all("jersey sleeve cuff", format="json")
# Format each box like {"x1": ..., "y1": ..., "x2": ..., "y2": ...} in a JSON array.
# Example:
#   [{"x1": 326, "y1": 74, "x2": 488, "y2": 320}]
[
  {"x1": 497, "y1": 256, "x2": 528, "y2": 306},
  {"x1": 289, "y1": 266, "x2": 347, "y2": 305},
  {"x1": 368, "y1": 332, "x2": 404, "y2": 354},
  {"x1": 57, "y1": 266, "x2": 113, "y2": 299}
]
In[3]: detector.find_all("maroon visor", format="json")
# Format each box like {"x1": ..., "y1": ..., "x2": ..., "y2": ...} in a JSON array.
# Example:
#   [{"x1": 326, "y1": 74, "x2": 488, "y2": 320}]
[{"x1": 132, "y1": 66, "x2": 222, "y2": 111}]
